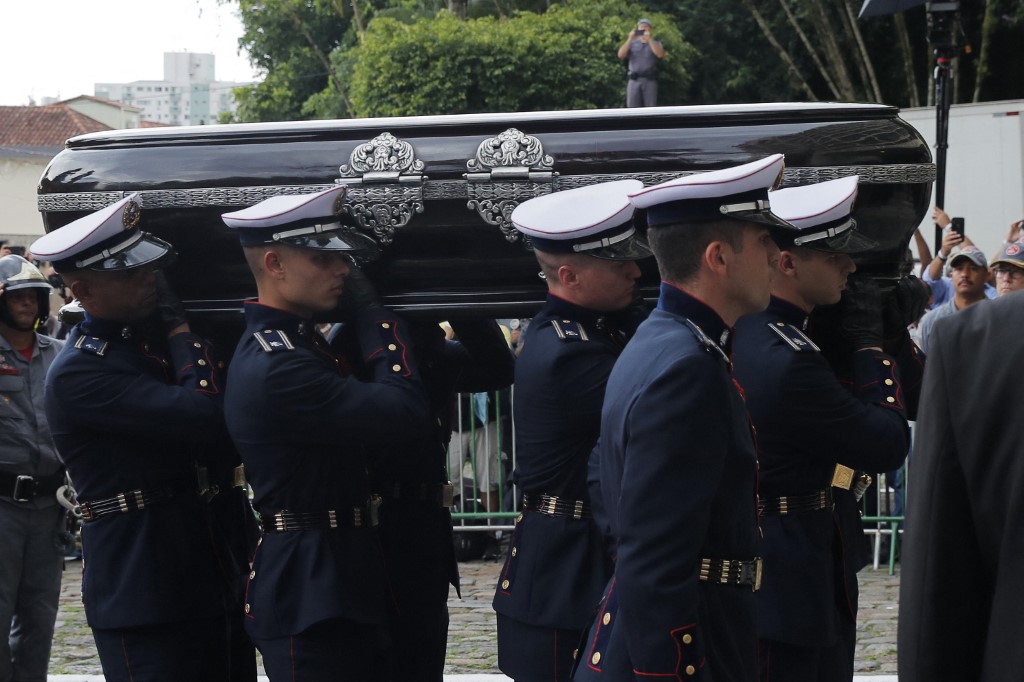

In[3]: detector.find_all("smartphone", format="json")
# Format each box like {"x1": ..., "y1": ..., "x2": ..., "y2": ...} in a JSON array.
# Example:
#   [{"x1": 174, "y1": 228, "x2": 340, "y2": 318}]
[{"x1": 951, "y1": 217, "x2": 965, "y2": 236}]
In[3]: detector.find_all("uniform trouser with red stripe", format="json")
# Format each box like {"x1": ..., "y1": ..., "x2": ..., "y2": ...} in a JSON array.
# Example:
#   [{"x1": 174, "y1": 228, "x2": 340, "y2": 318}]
[
  {"x1": 254, "y1": 618, "x2": 390, "y2": 682},
  {"x1": 758, "y1": 617, "x2": 856, "y2": 682},
  {"x1": 92, "y1": 613, "x2": 255, "y2": 682},
  {"x1": 497, "y1": 612, "x2": 580, "y2": 682}
]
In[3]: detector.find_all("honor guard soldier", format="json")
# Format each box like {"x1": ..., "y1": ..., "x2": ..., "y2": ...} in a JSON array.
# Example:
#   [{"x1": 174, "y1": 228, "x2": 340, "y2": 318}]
[
  {"x1": 221, "y1": 186, "x2": 432, "y2": 681},
  {"x1": 575, "y1": 155, "x2": 797, "y2": 682},
  {"x1": 0, "y1": 255, "x2": 66, "y2": 682},
  {"x1": 32, "y1": 195, "x2": 257, "y2": 682},
  {"x1": 732, "y1": 177, "x2": 924, "y2": 682},
  {"x1": 329, "y1": 313, "x2": 514, "y2": 682},
  {"x1": 491, "y1": 180, "x2": 652, "y2": 682}
]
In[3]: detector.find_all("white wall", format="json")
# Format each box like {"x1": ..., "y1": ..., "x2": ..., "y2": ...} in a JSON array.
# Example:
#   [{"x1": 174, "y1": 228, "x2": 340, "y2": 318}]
[
  {"x1": 900, "y1": 99, "x2": 1024, "y2": 261},
  {"x1": 0, "y1": 156, "x2": 49, "y2": 241}
]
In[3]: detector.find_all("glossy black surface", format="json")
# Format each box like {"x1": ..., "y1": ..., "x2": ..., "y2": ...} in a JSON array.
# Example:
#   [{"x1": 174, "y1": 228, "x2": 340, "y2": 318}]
[{"x1": 39, "y1": 103, "x2": 932, "y2": 329}]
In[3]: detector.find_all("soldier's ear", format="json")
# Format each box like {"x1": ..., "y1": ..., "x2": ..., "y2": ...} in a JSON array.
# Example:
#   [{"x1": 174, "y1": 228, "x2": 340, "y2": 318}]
[
  {"x1": 778, "y1": 250, "x2": 798, "y2": 275},
  {"x1": 556, "y1": 263, "x2": 581, "y2": 289},
  {"x1": 263, "y1": 249, "x2": 286, "y2": 280},
  {"x1": 68, "y1": 278, "x2": 92, "y2": 305},
  {"x1": 704, "y1": 240, "x2": 728, "y2": 276}
]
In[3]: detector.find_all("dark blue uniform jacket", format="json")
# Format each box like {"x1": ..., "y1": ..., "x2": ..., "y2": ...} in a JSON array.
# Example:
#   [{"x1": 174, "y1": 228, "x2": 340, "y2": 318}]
[
  {"x1": 45, "y1": 315, "x2": 247, "y2": 630},
  {"x1": 334, "y1": 317, "x2": 514, "y2": 607},
  {"x1": 494, "y1": 294, "x2": 640, "y2": 630},
  {"x1": 224, "y1": 302, "x2": 429, "y2": 639},
  {"x1": 577, "y1": 283, "x2": 759, "y2": 682},
  {"x1": 733, "y1": 296, "x2": 921, "y2": 646}
]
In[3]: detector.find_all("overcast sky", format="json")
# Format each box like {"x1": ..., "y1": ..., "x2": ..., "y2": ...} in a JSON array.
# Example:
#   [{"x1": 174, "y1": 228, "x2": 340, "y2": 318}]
[{"x1": 1, "y1": 0, "x2": 259, "y2": 106}]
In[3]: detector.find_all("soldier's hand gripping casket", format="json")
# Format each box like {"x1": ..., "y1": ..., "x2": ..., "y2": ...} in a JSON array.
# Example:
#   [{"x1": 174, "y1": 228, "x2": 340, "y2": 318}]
[
  {"x1": 154, "y1": 270, "x2": 189, "y2": 333},
  {"x1": 881, "y1": 274, "x2": 929, "y2": 354},
  {"x1": 835, "y1": 275, "x2": 885, "y2": 350}
]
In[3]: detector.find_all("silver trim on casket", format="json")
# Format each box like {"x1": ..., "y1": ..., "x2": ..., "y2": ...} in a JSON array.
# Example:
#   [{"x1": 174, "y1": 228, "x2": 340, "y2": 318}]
[{"x1": 38, "y1": 162, "x2": 936, "y2": 249}]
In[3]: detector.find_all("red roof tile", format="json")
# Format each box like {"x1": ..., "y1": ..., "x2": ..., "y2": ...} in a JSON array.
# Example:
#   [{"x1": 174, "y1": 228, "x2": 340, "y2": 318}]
[{"x1": 0, "y1": 104, "x2": 112, "y2": 147}]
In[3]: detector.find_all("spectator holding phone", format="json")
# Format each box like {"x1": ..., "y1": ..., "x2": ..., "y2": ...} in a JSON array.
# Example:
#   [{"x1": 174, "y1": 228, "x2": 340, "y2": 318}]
[
  {"x1": 617, "y1": 19, "x2": 664, "y2": 108},
  {"x1": 915, "y1": 243, "x2": 990, "y2": 353},
  {"x1": 923, "y1": 207, "x2": 995, "y2": 308}
]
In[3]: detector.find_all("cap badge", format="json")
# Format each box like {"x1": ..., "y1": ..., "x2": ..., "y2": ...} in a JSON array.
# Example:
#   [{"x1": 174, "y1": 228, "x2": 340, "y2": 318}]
[
  {"x1": 1007, "y1": 244, "x2": 1021, "y2": 256},
  {"x1": 121, "y1": 199, "x2": 141, "y2": 231}
]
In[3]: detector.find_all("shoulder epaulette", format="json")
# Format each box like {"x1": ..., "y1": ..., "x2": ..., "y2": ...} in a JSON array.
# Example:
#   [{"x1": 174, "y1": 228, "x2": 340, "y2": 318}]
[
  {"x1": 767, "y1": 321, "x2": 820, "y2": 352},
  {"x1": 253, "y1": 329, "x2": 295, "y2": 353},
  {"x1": 74, "y1": 335, "x2": 109, "y2": 357},
  {"x1": 550, "y1": 319, "x2": 590, "y2": 343},
  {"x1": 683, "y1": 319, "x2": 730, "y2": 366}
]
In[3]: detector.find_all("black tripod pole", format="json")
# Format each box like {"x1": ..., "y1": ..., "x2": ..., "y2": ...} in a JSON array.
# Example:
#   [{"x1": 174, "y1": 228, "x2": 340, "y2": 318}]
[{"x1": 933, "y1": 53, "x2": 954, "y2": 254}]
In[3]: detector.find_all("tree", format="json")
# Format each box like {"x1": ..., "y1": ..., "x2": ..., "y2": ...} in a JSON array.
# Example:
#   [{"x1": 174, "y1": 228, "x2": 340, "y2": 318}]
[
  {"x1": 343, "y1": 0, "x2": 695, "y2": 117},
  {"x1": 226, "y1": 0, "x2": 361, "y2": 122}
]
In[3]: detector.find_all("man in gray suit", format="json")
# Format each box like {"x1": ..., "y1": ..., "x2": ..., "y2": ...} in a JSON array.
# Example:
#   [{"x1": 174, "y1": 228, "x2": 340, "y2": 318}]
[{"x1": 898, "y1": 289, "x2": 1024, "y2": 681}]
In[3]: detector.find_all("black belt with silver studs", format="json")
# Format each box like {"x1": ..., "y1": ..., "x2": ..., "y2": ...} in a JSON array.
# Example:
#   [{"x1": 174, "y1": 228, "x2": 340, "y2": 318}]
[
  {"x1": 699, "y1": 557, "x2": 762, "y2": 591},
  {"x1": 758, "y1": 488, "x2": 833, "y2": 516},
  {"x1": 80, "y1": 487, "x2": 177, "y2": 522},
  {"x1": 262, "y1": 497, "x2": 382, "y2": 532},
  {"x1": 522, "y1": 492, "x2": 591, "y2": 520}
]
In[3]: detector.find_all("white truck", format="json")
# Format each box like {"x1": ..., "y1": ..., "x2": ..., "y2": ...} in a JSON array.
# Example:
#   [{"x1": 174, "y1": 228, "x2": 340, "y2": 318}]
[{"x1": 901, "y1": 98, "x2": 1024, "y2": 260}]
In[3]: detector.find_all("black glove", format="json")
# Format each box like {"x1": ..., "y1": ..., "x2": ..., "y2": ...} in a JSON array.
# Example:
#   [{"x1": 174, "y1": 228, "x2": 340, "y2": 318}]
[
  {"x1": 881, "y1": 275, "x2": 929, "y2": 355},
  {"x1": 340, "y1": 265, "x2": 382, "y2": 312},
  {"x1": 408, "y1": 318, "x2": 447, "y2": 368},
  {"x1": 836, "y1": 275, "x2": 884, "y2": 350},
  {"x1": 891, "y1": 275, "x2": 929, "y2": 329},
  {"x1": 154, "y1": 271, "x2": 188, "y2": 332}
]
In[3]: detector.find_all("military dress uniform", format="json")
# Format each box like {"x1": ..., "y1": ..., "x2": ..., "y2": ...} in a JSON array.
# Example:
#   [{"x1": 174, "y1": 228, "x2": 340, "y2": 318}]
[
  {"x1": 731, "y1": 175, "x2": 924, "y2": 681},
  {"x1": 220, "y1": 186, "x2": 432, "y2": 681},
  {"x1": 574, "y1": 155, "x2": 800, "y2": 682},
  {"x1": 45, "y1": 316, "x2": 255, "y2": 678},
  {"x1": 576, "y1": 284, "x2": 761, "y2": 682},
  {"x1": 494, "y1": 294, "x2": 646, "y2": 680},
  {"x1": 330, "y1": 316, "x2": 514, "y2": 682},
  {"x1": 734, "y1": 297, "x2": 919, "y2": 679},
  {"x1": 34, "y1": 194, "x2": 255, "y2": 682},
  {"x1": 488, "y1": 179, "x2": 651, "y2": 682}
]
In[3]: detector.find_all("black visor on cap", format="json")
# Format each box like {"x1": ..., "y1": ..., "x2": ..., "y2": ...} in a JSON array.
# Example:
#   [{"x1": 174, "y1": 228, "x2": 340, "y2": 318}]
[
  {"x1": 277, "y1": 223, "x2": 380, "y2": 258},
  {"x1": 646, "y1": 191, "x2": 798, "y2": 232},
  {"x1": 529, "y1": 224, "x2": 651, "y2": 262},
  {"x1": 783, "y1": 218, "x2": 877, "y2": 254},
  {"x1": 79, "y1": 233, "x2": 175, "y2": 272},
  {"x1": 588, "y1": 232, "x2": 653, "y2": 261}
]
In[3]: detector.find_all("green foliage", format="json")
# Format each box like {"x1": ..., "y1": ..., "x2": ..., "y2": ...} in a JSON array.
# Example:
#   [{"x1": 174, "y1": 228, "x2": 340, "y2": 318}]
[
  {"x1": 344, "y1": 0, "x2": 696, "y2": 117},
  {"x1": 229, "y1": 0, "x2": 357, "y2": 121},
  {"x1": 230, "y1": 0, "x2": 1024, "y2": 121}
]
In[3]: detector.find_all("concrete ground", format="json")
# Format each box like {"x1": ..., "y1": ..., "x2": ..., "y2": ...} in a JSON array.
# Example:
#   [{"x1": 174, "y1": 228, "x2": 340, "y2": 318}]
[{"x1": 48, "y1": 552, "x2": 899, "y2": 677}]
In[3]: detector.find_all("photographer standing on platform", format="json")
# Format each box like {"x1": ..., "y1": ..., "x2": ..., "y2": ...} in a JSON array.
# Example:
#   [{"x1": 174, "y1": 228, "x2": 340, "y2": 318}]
[{"x1": 617, "y1": 18, "x2": 664, "y2": 108}]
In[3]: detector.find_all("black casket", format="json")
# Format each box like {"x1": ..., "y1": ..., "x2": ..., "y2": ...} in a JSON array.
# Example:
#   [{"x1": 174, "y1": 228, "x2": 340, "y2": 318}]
[{"x1": 38, "y1": 103, "x2": 933, "y2": 344}]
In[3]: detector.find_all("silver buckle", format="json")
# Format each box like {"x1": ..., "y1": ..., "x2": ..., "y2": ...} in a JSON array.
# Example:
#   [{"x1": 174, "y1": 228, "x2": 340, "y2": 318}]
[{"x1": 12, "y1": 475, "x2": 35, "y2": 502}]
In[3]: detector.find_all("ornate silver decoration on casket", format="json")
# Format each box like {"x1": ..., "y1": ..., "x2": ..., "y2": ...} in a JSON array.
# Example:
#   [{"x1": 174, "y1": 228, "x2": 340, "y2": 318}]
[
  {"x1": 465, "y1": 128, "x2": 557, "y2": 245},
  {"x1": 338, "y1": 132, "x2": 425, "y2": 245}
]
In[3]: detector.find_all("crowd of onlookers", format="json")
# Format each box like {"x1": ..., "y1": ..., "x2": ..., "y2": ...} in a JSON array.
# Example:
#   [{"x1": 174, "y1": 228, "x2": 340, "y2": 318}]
[{"x1": 909, "y1": 208, "x2": 1024, "y2": 351}]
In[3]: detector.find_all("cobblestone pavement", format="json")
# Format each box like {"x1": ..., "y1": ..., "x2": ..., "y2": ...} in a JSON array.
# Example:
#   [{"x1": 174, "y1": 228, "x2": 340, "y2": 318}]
[{"x1": 50, "y1": 551, "x2": 900, "y2": 675}]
